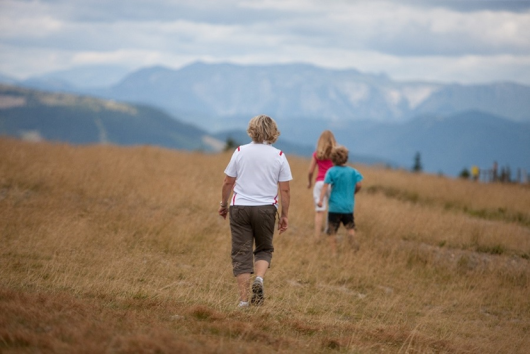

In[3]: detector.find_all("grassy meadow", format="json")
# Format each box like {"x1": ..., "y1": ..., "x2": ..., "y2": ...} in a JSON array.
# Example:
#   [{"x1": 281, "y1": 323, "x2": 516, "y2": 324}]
[{"x1": 1, "y1": 137, "x2": 529, "y2": 353}]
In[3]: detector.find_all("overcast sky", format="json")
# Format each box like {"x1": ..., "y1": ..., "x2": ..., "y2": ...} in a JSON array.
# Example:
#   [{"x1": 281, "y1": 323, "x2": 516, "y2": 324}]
[{"x1": 1, "y1": 0, "x2": 530, "y2": 85}]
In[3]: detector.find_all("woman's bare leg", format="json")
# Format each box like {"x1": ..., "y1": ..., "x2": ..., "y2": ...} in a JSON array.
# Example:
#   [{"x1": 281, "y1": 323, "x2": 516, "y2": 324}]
[{"x1": 315, "y1": 211, "x2": 324, "y2": 238}]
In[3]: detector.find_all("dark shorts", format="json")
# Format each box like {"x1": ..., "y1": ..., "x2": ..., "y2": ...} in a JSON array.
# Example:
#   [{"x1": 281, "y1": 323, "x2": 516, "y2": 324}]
[
  {"x1": 327, "y1": 212, "x2": 355, "y2": 235},
  {"x1": 229, "y1": 205, "x2": 276, "y2": 276}
]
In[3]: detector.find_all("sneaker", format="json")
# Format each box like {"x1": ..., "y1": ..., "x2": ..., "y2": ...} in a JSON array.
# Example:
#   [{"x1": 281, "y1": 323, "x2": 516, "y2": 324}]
[
  {"x1": 251, "y1": 278, "x2": 265, "y2": 305},
  {"x1": 238, "y1": 300, "x2": 249, "y2": 308}
]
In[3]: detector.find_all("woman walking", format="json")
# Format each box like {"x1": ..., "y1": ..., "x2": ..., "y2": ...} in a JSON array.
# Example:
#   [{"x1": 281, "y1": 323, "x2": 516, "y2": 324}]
[{"x1": 218, "y1": 115, "x2": 292, "y2": 308}]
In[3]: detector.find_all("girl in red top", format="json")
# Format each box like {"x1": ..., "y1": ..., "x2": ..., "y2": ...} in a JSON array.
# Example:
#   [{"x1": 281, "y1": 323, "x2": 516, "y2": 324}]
[{"x1": 307, "y1": 130, "x2": 336, "y2": 238}]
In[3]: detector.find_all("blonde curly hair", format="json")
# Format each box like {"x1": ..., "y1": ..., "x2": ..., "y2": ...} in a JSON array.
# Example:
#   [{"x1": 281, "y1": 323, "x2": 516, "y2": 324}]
[{"x1": 247, "y1": 115, "x2": 281, "y2": 143}]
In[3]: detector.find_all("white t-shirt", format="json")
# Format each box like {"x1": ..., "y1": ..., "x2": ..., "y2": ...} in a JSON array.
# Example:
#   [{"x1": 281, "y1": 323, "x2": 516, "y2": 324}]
[{"x1": 224, "y1": 142, "x2": 293, "y2": 206}]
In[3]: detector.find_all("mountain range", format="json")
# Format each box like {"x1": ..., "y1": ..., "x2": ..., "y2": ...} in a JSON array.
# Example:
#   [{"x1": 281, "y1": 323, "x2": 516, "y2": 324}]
[
  {"x1": 0, "y1": 84, "x2": 330, "y2": 160},
  {"x1": 1, "y1": 62, "x2": 529, "y2": 176},
  {"x1": 90, "y1": 62, "x2": 530, "y2": 132}
]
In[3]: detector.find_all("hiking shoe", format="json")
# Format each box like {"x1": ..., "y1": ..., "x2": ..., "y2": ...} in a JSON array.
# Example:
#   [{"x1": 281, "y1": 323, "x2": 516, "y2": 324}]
[{"x1": 251, "y1": 278, "x2": 265, "y2": 306}]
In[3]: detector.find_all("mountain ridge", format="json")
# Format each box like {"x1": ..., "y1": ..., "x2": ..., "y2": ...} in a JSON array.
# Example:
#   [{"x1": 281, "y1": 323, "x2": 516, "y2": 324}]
[
  {"x1": 6, "y1": 61, "x2": 530, "y2": 131},
  {"x1": 0, "y1": 84, "x2": 218, "y2": 152}
]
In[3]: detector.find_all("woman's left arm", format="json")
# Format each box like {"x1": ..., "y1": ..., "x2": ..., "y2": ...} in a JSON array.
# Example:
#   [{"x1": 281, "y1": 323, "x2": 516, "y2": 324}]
[{"x1": 278, "y1": 181, "x2": 290, "y2": 234}]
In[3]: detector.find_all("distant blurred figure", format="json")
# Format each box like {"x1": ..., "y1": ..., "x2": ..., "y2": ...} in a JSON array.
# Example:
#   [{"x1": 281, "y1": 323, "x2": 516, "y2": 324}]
[
  {"x1": 318, "y1": 146, "x2": 363, "y2": 256},
  {"x1": 218, "y1": 115, "x2": 292, "y2": 308},
  {"x1": 307, "y1": 130, "x2": 336, "y2": 238},
  {"x1": 471, "y1": 165, "x2": 480, "y2": 182},
  {"x1": 492, "y1": 161, "x2": 498, "y2": 182}
]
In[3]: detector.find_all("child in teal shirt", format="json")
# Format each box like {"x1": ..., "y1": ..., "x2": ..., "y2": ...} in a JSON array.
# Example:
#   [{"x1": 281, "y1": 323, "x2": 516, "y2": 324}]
[{"x1": 318, "y1": 146, "x2": 363, "y2": 256}]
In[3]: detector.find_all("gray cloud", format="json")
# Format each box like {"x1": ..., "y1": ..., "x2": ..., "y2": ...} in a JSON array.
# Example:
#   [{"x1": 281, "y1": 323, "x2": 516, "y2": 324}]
[
  {"x1": 408, "y1": 0, "x2": 530, "y2": 13},
  {"x1": 1, "y1": 0, "x2": 529, "y2": 85},
  {"x1": 31, "y1": 0, "x2": 287, "y2": 24}
]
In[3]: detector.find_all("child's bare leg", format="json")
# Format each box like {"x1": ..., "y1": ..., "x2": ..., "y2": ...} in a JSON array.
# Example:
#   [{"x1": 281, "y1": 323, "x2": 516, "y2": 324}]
[
  {"x1": 348, "y1": 228, "x2": 359, "y2": 251},
  {"x1": 348, "y1": 227, "x2": 355, "y2": 240},
  {"x1": 328, "y1": 232, "x2": 338, "y2": 256}
]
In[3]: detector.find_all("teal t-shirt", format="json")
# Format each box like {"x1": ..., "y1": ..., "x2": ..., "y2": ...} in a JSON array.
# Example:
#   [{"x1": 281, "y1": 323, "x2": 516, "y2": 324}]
[{"x1": 324, "y1": 165, "x2": 363, "y2": 213}]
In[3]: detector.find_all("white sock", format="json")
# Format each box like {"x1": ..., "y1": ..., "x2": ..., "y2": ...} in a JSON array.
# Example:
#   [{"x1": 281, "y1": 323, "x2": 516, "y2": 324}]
[{"x1": 255, "y1": 276, "x2": 263, "y2": 284}]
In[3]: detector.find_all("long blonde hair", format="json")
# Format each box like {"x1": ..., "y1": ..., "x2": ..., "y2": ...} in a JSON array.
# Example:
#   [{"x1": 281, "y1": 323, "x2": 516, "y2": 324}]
[
  {"x1": 315, "y1": 130, "x2": 336, "y2": 160},
  {"x1": 247, "y1": 115, "x2": 281, "y2": 143}
]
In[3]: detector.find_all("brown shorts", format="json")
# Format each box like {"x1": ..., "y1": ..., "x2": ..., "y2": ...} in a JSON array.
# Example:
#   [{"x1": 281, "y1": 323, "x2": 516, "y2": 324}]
[{"x1": 229, "y1": 205, "x2": 276, "y2": 276}]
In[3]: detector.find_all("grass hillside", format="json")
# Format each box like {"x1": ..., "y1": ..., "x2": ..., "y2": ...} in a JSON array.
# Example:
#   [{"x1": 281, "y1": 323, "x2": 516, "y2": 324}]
[
  {"x1": 1, "y1": 138, "x2": 529, "y2": 353},
  {"x1": 0, "y1": 84, "x2": 217, "y2": 151}
]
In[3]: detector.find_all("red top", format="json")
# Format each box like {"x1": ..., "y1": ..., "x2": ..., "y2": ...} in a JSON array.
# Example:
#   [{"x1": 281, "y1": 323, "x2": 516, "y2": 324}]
[{"x1": 313, "y1": 151, "x2": 333, "y2": 182}]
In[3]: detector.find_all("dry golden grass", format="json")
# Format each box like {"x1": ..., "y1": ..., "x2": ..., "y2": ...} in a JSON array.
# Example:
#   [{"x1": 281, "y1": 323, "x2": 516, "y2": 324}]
[{"x1": 1, "y1": 137, "x2": 529, "y2": 353}]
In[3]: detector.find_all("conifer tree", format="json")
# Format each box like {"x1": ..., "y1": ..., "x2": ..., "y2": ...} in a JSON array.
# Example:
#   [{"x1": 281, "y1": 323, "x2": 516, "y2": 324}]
[{"x1": 412, "y1": 152, "x2": 422, "y2": 173}]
